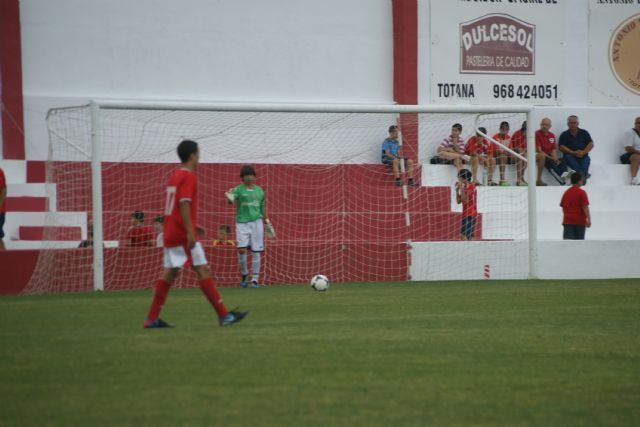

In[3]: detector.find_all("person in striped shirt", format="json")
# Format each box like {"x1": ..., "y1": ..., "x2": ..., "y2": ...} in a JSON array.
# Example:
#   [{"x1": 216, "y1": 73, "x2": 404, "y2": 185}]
[{"x1": 434, "y1": 123, "x2": 470, "y2": 171}]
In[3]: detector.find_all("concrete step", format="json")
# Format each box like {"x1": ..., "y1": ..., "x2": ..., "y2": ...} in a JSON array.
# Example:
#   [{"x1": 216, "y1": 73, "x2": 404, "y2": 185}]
[
  {"x1": 19, "y1": 226, "x2": 82, "y2": 241},
  {"x1": 5, "y1": 197, "x2": 49, "y2": 212},
  {"x1": 3, "y1": 211, "x2": 87, "y2": 241},
  {"x1": 422, "y1": 163, "x2": 633, "y2": 188},
  {"x1": 4, "y1": 240, "x2": 119, "y2": 250},
  {"x1": 6, "y1": 183, "x2": 57, "y2": 210},
  {"x1": 0, "y1": 160, "x2": 26, "y2": 184}
]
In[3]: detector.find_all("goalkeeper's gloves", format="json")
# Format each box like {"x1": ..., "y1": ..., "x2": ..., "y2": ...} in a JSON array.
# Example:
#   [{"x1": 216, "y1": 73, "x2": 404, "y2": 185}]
[
  {"x1": 225, "y1": 189, "x2": 235, "y2": 203},
  {"x1": 265, "y1": 219, "x2": 276, "y2": 239}
]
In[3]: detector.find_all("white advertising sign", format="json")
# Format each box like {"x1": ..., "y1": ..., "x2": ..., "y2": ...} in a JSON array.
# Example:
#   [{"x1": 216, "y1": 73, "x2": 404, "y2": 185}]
[
  {"x1": 588, "y1": 1, "x2": 640, "y2": 106},
  {"x1": 429, "y1": 0, "x2": 566, "y2": 105}
]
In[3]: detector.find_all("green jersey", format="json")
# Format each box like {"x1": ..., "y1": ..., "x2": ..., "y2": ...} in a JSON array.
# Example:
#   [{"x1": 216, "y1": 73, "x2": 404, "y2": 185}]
[{"x1": 232, "y1": 184, "x2": 265, "y2": 223}]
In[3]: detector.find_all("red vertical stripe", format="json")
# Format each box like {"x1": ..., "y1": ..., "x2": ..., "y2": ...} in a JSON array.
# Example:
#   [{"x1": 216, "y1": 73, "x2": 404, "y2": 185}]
[
  {"x1": 392, "y1": 0, "x2": 419, "y2": 162},
  {"x1": 0, "y1": 0, "x2": 25, "y2": 160}
]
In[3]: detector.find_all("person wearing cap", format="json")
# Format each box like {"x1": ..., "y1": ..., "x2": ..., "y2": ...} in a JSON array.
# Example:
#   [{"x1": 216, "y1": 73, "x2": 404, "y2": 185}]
[
  {"x1": 381, "y1": 125, "x2": 417, "y2": 187},
  {"x1": 125, "y1": 210, "x2": 155, "y2": 247}
]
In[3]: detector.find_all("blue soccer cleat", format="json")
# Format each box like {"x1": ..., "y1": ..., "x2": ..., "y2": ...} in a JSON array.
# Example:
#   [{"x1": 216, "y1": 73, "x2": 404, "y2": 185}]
[
  {"x1": 240, "y1": 274, "x2": 248, "y2": 288},
  {"x1": 250, "y1": 280, "x2": 259, "y2": 288},
  {"x1": 219, "y1": 309, "x2": 249, "y2": 327}
]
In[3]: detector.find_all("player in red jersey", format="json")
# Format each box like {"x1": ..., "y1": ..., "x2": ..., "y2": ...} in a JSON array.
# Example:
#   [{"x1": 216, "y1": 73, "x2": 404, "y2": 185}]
[
  {"x1": 144, "y1": 140, "x2": 248, "y2": 328},
  {"x1": 125, "y1": 210, "x2": 155, "y2": 247},
  {"x1": 456, "y1": 169, "x2": 478, "y2": 241}
]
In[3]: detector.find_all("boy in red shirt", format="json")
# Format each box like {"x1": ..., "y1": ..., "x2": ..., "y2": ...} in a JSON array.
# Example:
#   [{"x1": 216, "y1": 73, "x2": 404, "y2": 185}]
[
  {"x1": 456, "y1": 169, "x2": 478, "y2": 241},
  {"x1": 493, "y1": 121, "x2": 512, "y2": 186},
  {"x1": 144, "y1": 140, "x2": 248, "y2": 328},
  {"x1": 560, "y1": 172, "x2": 591, "y2": 240},
  {"x1": 510, "y1": 121, "x2": 528, "y2": 186},
  {"x1": 125, "y1": 210, "x2": 155, "y2": 247},
  {"x1": 465, "y1": 127, "x2": 497, "y2": 185}
]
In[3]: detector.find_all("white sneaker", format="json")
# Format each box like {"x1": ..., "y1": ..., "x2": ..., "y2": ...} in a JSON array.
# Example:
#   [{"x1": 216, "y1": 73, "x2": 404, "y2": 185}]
[
  {"x1": 632, "y1": 177, "x2": 640, "y2": 185},
  {"x1": 462, "y1": 154, "x2": 471, "y2": 162},
  {"x1": 560, "y1": 171, "x2": 570, "y2": 179}
]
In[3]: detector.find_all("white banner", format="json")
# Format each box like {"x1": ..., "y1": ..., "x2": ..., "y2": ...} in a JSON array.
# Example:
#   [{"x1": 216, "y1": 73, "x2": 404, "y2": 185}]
[
  {"x1": 588, "y1": 1, "x2": 640, "y2": 106},
  {"x1": 429, "y1": 0, "x2": 566, "y2": 105}
]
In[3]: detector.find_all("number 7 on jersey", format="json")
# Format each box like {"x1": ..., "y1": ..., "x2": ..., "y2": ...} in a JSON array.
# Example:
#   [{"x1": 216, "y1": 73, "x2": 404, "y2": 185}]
[{"x1": 164, "y1": 186, "x2": 177, "y2": 215}]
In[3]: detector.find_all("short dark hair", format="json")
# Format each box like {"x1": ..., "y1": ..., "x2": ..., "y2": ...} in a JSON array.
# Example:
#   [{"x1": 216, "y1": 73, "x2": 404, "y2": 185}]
[
  {"x1": 388, "y1": 125, "x2": 398, "y2": 133},
  {"x1": 240, "y1": 165, "x2": 256, "y2": 179},
  {"x1": 452, "y1": 123, "x2": 462, "y2": 132},
  {"x1": 571, "y1": 172, "x2": 583, "y2": 185},
  {"x1": 458, "y1": 169, "x2": 472, "y2": 182},
  {"x1": 177, "y1": 139, "x2": 199, "y2": 163},
  {"x1": 476, "y1": 127, "x2": 487, "y2": 136},
  {"x1": 219, "y1": 224, "x2": 231, "y2": 233},
  {"x1": 154, "y1": 215, "x2": 163, "y2": 224},
  {"x1": 500, "y1": 121, "x2": 510, "y2": 129},
  {"x1": 132, "y1": 210, "x2": 144, "y2": 221},
  {"x1": 520, "y1": 121, "x2": 527, "y2": 131}
]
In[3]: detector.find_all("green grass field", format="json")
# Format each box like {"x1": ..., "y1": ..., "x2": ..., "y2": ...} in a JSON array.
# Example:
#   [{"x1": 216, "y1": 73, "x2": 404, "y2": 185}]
[{"x1": 1, "y1": 280, "x2": 639, "y2": 427}]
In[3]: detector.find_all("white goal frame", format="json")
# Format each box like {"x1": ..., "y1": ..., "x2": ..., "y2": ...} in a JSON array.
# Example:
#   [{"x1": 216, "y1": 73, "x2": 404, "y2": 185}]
[{"x1": 89, "y1": 100, "x2": 537, "y2": 291}]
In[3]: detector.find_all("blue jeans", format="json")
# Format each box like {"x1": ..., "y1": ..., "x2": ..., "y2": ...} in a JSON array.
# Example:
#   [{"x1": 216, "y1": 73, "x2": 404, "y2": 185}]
[{"x1": 563, "y1": 154, "x2": 590, "y2": 175}]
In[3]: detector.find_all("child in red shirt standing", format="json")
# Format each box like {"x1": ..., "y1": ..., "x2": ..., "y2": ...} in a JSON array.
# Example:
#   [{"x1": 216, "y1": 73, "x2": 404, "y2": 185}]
[
  {"x1": 560, "y1": 172, "x2": 591, "y2": 240},
  {"x1": 456, "y1": 169, "x2": 478, "y2": 241}
]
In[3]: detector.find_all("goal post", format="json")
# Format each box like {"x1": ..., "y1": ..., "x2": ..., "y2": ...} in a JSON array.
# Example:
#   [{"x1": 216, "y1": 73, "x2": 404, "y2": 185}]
[{"x1": 31, "y1": 101, "x2": 537, "y2": 294}]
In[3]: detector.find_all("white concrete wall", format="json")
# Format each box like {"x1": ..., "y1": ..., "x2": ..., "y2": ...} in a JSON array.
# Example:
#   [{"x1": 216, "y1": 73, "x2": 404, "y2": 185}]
[
  {"x1": 410, "y1": 240, "x2": 640, "y2": 281},
  {"x1": 20, "y1": 0, "x2": 394, "y2": 160}
]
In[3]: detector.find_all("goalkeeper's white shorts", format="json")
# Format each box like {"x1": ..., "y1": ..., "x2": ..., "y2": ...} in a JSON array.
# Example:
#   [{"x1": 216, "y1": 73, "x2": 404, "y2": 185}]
[
  {"x1": 236, "y1": 219, "x2": 264, "y2": 252},
  {"x1": 163, "y1": 242, "x2": 207, "y2": 269}
]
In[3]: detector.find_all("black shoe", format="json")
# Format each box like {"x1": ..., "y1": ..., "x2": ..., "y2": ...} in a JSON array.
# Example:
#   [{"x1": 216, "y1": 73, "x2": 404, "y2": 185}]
[
  {"x1": 219, "y1": 308, "x2": 249, "y2": 327},
  {"x1": 144, "y1": 318, "x2": 174, "y2": 329},
  {"x1": 395, "y1": 179, "x2": 402, "y2": 187},
  {"x1": 407, "y1": 179, "x2": 418, "y2": 187}
]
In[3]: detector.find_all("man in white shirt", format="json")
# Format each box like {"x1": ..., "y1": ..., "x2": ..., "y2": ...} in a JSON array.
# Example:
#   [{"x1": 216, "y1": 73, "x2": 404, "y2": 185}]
[{"x1": 620, "y1": 117, "x2": 640, "y2": 185}]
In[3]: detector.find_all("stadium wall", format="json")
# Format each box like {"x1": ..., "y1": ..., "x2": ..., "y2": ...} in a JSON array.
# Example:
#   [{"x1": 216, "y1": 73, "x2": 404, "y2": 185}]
[
  {"x1": 410, "y1": 241, "x2": 640, "y2": 281},
  {"x1": 19, "y1": 0, "x2": 394, "y2": 160}
]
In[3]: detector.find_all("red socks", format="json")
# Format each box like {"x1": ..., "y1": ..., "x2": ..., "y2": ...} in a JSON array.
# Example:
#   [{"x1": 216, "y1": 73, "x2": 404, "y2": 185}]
[
  {"x1": 146, "y1": 279, "x2": 171, "y2": 321},
  {"x1": 199, "y1": 277, "x2": 228, "y2": 318}
]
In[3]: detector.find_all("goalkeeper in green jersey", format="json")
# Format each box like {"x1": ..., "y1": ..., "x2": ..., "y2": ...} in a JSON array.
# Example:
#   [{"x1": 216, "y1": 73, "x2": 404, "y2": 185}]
[{"x1": 225, "y1": 165, "x2": 274, "y2": 288}]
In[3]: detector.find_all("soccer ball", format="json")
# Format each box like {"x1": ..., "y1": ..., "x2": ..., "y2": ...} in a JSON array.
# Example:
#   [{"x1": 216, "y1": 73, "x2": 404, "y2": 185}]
[{"x1": 310, "y1": 274, "x2": 330, "y2": 292}]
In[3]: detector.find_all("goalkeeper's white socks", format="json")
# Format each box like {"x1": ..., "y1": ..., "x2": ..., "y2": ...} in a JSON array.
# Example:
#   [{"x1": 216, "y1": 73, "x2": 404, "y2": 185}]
[
  {"x1": 251, "y1": 252, "x2": 261, "y2": 282},
  {"x1": 238, "y1": 253, "x2": 248, "y2": 276}
]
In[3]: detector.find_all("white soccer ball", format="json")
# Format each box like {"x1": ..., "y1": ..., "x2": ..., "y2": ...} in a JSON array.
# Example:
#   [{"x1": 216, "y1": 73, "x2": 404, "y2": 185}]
[{"x1": 310, "y1": 274, "x2": 330, "y2": 292}]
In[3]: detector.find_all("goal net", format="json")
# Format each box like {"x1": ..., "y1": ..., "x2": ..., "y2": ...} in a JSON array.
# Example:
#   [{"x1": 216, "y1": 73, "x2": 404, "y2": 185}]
[{"x1": 24, "y1": 103, "x2": 532, "y2": 294}]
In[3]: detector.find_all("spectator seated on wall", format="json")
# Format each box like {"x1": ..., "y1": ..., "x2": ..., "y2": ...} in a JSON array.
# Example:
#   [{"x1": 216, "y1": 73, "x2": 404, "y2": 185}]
[
  {"x1": 381, "y1": 125, "x2": 416, "y2": 187},
  {"x1": 559, "y1": 115, "x2": 593, "y2": 183},
  {"x1": 465, "y1": 127, "x2": 497, "y2": 186},
  {"x1": 620, "y1": 116, "x2": 640, "y2": 185},
  {"x1": 125, "y1": 210, "x2": 155, "y2": 247},
  {"x1": 492, "y1": 121, "x2": 512, "y2": 186},
  {"x1": 431, "y1": 123, "x2": 470, "y2": 171},
  {"x1": 535, "y1": 118, "x2": 570, "y2": 186}
]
